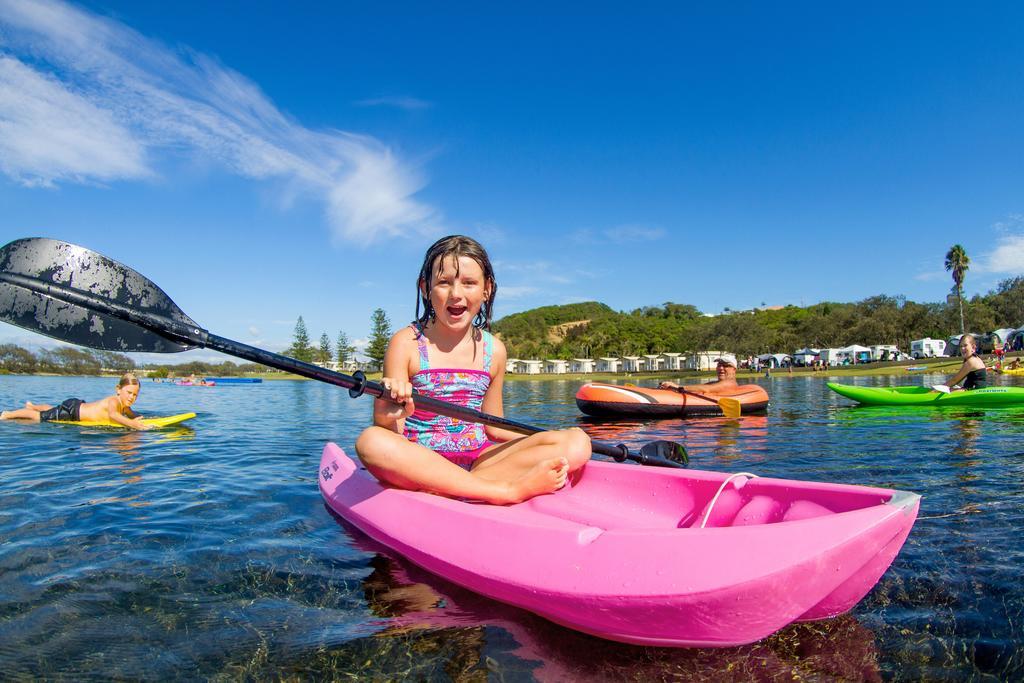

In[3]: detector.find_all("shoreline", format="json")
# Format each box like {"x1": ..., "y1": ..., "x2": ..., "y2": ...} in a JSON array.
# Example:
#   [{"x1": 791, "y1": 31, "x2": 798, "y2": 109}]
[{"x1": 0, "y1": 357, "x2": 995, "y2": 382}]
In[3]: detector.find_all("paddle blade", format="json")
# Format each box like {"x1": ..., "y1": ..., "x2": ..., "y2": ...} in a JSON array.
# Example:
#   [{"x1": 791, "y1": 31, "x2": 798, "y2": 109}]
[
  {"x1": 932, "y1": 384, "x2": 951, "y2": 394},
  {"x1": 0, "y1": 238, "x2": 197, "y2": 353},
  {"x1": 718, "y1": 397, "x2": 742, "y2": 419},
  {"x1": 639, "y1": 440, "x2": 689, "y2": 467}
]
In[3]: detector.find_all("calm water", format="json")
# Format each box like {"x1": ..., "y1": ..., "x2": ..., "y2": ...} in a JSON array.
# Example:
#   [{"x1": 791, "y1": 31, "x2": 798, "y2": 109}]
[{"x1": 1, "y1": 373, "x2": 1022, "y2": 681}]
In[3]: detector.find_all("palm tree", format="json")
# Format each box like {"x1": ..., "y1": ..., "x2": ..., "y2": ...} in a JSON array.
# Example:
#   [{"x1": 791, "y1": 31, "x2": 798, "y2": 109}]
[{"x1": 944, "y1": 244, "x2": 970, "y2": 334}]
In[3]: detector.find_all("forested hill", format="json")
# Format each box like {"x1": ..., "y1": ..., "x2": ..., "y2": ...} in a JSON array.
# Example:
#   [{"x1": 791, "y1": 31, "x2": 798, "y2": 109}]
[{"x1": 491, "y1": 277, "x2": 1024, "y2": 360}]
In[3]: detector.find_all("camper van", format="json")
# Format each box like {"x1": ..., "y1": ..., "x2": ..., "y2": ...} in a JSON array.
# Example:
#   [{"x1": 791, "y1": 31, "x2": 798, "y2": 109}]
[{"x1": 911, "y1": 338, "x2": 947, "y2": 359}]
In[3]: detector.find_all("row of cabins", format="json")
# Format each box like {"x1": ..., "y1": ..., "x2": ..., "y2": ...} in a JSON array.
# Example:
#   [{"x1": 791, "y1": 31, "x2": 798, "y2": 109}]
[
  {"x1": 507, "y1": 352, "x2": 733, "y2": 375},
  {"x1": 318, "y1": 327, "x2": 1024, "y2": 376},
  {"x1": 508, "y1": 345, "x2": 903, "y2": 375}
]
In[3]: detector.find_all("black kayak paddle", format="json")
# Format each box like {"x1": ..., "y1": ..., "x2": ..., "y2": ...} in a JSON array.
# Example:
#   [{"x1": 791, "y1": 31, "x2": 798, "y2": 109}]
[{"x1": 0, "y1": 238, "x2": 687, "y2": 468}]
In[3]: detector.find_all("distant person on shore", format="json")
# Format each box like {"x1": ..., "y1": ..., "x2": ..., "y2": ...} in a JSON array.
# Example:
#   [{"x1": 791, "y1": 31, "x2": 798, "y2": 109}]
[
  {"x1": 355, "y1": 235, "x2": 590, "y2": 505},
  {"x1": 936, "y1": 334, "x2": 987, "y2": 391},
  {"x1": 1, "y1": 373, "x2": 153, "y2": 429},
  {"x1": 659, "y1": 354, "x2": 740, "y2": 396}
]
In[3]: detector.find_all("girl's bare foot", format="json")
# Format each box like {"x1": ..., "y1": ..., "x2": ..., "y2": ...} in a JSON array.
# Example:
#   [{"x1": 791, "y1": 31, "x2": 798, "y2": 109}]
[
  {"x1": 24, "y1": 402, "x2": 37, "y2": 410},
  {"x1": 504, "y1": 457, "x2": 569, "y2": 503}
]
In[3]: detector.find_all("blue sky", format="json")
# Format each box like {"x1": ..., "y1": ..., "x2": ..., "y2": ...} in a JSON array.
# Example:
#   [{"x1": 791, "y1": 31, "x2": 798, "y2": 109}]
[{"x1": 2, "y1": 0, "x2": 1023, "y2": 362}]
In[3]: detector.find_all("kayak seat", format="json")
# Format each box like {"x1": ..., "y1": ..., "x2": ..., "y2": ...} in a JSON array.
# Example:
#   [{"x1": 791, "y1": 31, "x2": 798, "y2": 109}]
[
  {"x1": 731, "y1": 495, "x2": 786, "y2": 526},
  {"x1": 685, "y1": 490, "x2": 836, "y2": 528},
  {"x1": 690, "y1": 488, "x2": 744, "y2": 528},
  {"x1": 526, "y1": 489, "x2": 690, "y2": 532},
  {"x1": 781, "y1": 499, "x2": 834, "y2": 522}
]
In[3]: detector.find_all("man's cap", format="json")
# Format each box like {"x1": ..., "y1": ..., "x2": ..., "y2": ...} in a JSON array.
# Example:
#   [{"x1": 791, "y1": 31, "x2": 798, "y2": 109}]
[{"x1": 716, "y1": 354, "x2": 738, "y2": 368}]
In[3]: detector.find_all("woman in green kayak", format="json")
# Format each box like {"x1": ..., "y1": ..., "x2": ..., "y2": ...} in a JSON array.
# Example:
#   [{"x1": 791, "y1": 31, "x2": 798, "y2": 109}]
[{"x1": 937, "y1": 334, "x2": 987, "y2": 392}]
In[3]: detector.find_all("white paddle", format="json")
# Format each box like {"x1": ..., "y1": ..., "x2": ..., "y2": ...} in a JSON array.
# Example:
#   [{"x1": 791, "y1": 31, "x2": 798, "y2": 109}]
[{"x1": 931, "y1": 384, "x2": 951, "y2": 394}]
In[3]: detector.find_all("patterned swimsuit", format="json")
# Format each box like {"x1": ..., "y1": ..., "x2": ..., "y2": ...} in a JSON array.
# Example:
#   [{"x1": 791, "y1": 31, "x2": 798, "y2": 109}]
[{"x1": 402, "y1": 326, "x2": 494, "y2": 468}]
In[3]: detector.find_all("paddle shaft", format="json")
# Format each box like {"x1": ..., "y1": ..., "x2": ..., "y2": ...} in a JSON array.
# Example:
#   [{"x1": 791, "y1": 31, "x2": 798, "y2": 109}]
[{"x1": 1, "y1": 270, "x2": 675, "y2": 466}]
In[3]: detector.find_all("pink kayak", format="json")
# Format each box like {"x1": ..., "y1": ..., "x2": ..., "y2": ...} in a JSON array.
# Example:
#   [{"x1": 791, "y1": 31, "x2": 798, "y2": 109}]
[{"x1": 319, "y1": 442, "x2": 919, "y2": 647}]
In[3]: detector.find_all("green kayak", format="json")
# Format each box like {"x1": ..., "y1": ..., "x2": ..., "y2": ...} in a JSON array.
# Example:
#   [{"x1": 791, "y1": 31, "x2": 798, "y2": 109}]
[{"x1": 827, "y1": 383, "x2": 1024, "y2": 407}]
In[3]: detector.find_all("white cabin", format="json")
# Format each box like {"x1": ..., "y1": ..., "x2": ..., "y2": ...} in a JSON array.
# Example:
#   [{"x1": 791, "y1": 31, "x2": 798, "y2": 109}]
[
  {"x1": 570, "y1": 358, "x2": 595, "y2": 373},
  {"x1": 642, "y1": 354, "x2": 664, "y2": 371},
  {"x1": 686, "y1": 351, "x2": 730, "y2": 371},
  {"x1": 544, "y1": 359, "x2": 569, "y2": 374},
  {"x1": 911, "y1": 338, "x2": 947, "y2": 359},
  {"x1": 596, "y1": 357, "x2": 621, "y2": 373},
  {"x1": 506, "y1": 358, "x2": 520, "y2": 373},
  {"x1": 516, "y1": 360, "x2": 543, "y2": 374},
  {"x1": 659, "y1": 352, "x2": 685, "y2": 370},
  {"x1": 621, "y1": 356, "x2": 643, "y2": 372}
]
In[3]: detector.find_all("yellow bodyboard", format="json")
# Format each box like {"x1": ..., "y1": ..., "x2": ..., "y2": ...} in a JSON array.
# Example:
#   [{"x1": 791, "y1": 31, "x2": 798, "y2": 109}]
[
  {"x1": 1001, "y1": 367, "x2": 1024, "y2": 376},
  {"x1": 54, "y1": 412, "x2": 197, "y2": 428}
]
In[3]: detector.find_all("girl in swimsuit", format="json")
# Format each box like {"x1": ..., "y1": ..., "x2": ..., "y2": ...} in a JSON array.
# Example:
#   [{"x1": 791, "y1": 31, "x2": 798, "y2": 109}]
[
  {"x1": 1, "y1": 373, "x2": 152, "y2": 429},
  {"x1": 355, "y1": 235, "x2": 591, "y2": 504},
  {"x1": 938, "y1": 334, "x2": 987, "y2": 391}
]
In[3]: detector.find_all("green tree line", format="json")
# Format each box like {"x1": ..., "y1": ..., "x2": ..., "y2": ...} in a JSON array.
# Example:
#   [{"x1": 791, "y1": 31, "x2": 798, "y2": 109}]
[
  {"x1": 0, "y1": 345, "x2": 137, "y2": 375},
  {"x1": 284, "y1": 316, "x2": 359, "y2": 365},
  {"x1": 0, "y1": 344, "x2": 271, "y2": 376},
  {"x1": 493, "y1": 277, "x2": 1024, "y2": 359}
]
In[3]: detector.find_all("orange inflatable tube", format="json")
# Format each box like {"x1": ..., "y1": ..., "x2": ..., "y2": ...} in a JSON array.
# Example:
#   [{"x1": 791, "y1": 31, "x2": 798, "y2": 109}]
[{"x1": 575, "y1": 382, "x2": 769, "y2": 417}]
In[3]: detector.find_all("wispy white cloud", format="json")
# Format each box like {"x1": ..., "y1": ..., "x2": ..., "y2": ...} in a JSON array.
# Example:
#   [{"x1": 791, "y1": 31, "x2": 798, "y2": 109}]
[
  {"x1": 0, "y1": 0, "x2": 440, "y2": 244},
  {"x1": 992, "y1": 214, "x2": 1024, "y2": 233},
  {"x1": 603, "y1": 224, "x2": 666, "y2": 242},
  {"x1": 499, "y1": 285, "x2": 539, "y2": 299},
  {"x1": 914, "y1": 270, "x2": 946, "y2": 282},
  {"x1": 569, "y1": 224, "x2": 667, "y2": 244},
  {"x1": 977, "y1": 234, "x2": 1024, "y2": 275},
  {"x1": 569, "y1": 228, "x2": 595, "y2": 244},
  {"x1": 355, "y1": 96, "x2": 432, "y2": 110},
  {"x1": 469, "y1": 221, "x2": 507, "y2": 245},
  {"x1": 495, "y1": 260, "x2": 571, "y2": 284},
  {"x1": 0, "y1": 56, "x2": 149, "y2": 186}
]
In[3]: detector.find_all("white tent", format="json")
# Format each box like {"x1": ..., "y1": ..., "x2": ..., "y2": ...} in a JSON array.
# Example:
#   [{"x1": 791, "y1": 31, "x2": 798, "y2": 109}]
[
  {"x1": 757, "y1": 353, "x2": 792, "y2": 368},
  {"x1": 792, "y1": 348, "x2": 820, "y2": 366},
  {"x1": 991, "y1": 328, "x2": 1016, "y2": 349},
  {"x1": 838, "y1": 345, "x2": 872, "y2": 363}
]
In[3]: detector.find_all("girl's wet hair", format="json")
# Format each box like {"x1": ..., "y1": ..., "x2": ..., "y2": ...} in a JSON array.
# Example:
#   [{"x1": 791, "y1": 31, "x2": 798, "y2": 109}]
[
  {"x1": 118, "y1": 373, "x2": 141, "y2": 388},
  {"x1": 415, "y1": 235, "x2": 496, "y2": 332}
]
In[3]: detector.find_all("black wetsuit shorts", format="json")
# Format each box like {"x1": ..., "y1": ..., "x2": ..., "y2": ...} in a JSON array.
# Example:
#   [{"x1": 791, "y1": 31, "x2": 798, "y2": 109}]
[{"x1": 39, "y1": 398, "x2": 84, "y2": 422}]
